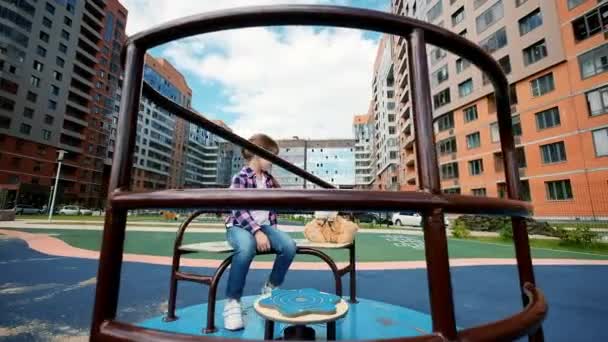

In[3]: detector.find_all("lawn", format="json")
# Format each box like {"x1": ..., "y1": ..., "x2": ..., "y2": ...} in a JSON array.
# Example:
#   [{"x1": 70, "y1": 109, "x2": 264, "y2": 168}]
[{"x1": 4, "y1": 228, "x2": 608, "y2": 262}]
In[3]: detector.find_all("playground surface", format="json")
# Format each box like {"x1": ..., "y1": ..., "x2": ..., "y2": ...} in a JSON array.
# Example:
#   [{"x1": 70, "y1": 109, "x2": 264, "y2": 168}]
[{"x1": 1, "y1": 221, "x2": 608, "y2": 341}]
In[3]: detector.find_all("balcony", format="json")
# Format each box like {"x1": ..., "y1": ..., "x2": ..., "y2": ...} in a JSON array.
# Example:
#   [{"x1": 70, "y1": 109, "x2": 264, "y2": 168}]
[
  {"x1": 81, "y1": 21, "x2": 103, "y2": 41},
  {"x1": 86, "y1": 0, "x2": 105, "y2": 19},
  {"x1": 59, "y1": 142, "x2": 83, "y2": 154},
  {"x1": 405, "y1": 154, "x2": 415, "y2": 167},
  {"x1": 78, "y1": 40, "x2": 99, "y2": 60},
  {"x1": 69, "y1": 86, "x2": 92, "y2": 101},
  {"x1": 71, "y1": 72, "x2": 94, "y2": 88},
  {"x1": 61, "y1": 128, "x2": 85, "y2": 140}
]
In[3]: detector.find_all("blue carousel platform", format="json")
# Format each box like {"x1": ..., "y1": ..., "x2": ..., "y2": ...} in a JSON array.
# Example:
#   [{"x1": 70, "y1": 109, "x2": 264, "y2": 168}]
[{"x1": 137, "y1": 296, "x2": 435, "y2": 339}]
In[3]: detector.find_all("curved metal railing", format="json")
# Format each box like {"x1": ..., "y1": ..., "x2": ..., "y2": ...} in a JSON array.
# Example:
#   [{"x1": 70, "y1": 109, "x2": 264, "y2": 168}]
[{"x1": 91, "y1": 5, "x2": 546, "y2": 341}]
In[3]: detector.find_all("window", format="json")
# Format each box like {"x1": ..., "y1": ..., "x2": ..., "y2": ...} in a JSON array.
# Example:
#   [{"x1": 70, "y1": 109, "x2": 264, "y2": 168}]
[
  {"x1": 33, "y1": 61, "x2": 44, "y2": 72},
  {"x1": 46, "y1": 2, "x2": 55, "y2": 14},
  {"x1": 433, "y1": 88, "x2": 451, "y2": 108},
  {"x1": 56, "y1": 57, "x2": 65, "y2": 68},
  {"x1": 498, "y1": 55, "x2": 511, "y2": 74},
  {"x1": 61, "y1": 29, "x2": 70, "y2": 40},
  {"x1": 64, "y1": 16, "x2": 72, "y2": 27},
  {"x1": 436, "y1": 112, "x2": 454, "y2": 132},
  {"x1": 459, "y1": 79, "x2": 473, "y2": 97},
  {"x1": 474, "y1": 0, "x2": 489, "y2": 9},
  {"x1": 579, "y1": 44, "x2": 608, "y2": 79},
  {"x1": 464, "y1": 105, "x2": 478, "y2": 122},
  {"x1": 431, "y1": 65, "x2": 449, "y2": 87},
  {"x1": 0, "y1": 115, "x2": 11, "y2": 128},
  {"x1": 443, "y1": 188, "x2": 461, "y2": 194},
  {"x1": 51, "y1": 85, "x2": 60, "y2": 96},
  {"x1": 519, "y1": 9, "x2": 543, "y2": 36},
  {"x1": 20, "y1": 123, "x2": 31, "y2": 135},
  {"x1": 37, "y1": 45, "x2": 47, "y2": 57},
  {"x1": 452, "y1": 7, "x2": 465, "y2": 26},
  {"x1": 427, "y1": 1, "x2": 443, "y2": 22},
  {"x1": 466, "y1": 132, "x2": 481, "y2": 149},
  {"x1": 586, "y1": 85, "x2": 608, "y2": 116},
  {"x1": 512, "y1": 115, "x2": 522, "y2": 136},
  {"x1": 44, "y1": 115, "x2": 54, "y2": 125},
  {"x1": 523, "y1": 39, "x2": 548, "y2": 66},
  {"x1": 389, "y1": 126, "x2": 396, "y2": 134},
  {"x1": 39, "y1": 31, "x2": 50, "y2": 42},
  {"x1": 456, "y1": 58, "x2": 471, "y2": 73},
  {"x1": 591, "y1": 128, "x2": 608, "y2": 157},
  {"x1": 430, "y1": 47, "x2": 447, "y2": 65},
  {"x1": 469, "y1": 159, "x2": 484, "y2": 175},
  {"x1": 459, "y1": 29, "x2": 467, "y2": 37},
  {"x1": 59, "y1": 43, "x2": 68, "y2": 54},
  {"x1": 479, "y1": 27, "x2": 508, "y2": 54},
  {"x1": 23, "y1": 107, "x2": 34, "y2": 118},
  {"x1": 568, "y1": 0, "x2": 585, "y2": 10},
  {"x1": 53, "y1": 71, "x2": 62, "y2": 81},
  {"x1": 438, "y1": 137, "x2": 457, "y2": 155},
  {"x1": 572, "y1": 4, "x2": 608, "y2": 41},
  {"x1": 42, "y1": 17, "x2": 52, "y2": 28},
  {"x1": 48, "y1": 100, "x2": 57, "y2": 110},
  {"x1": 535, "y1": 107, "x2": 561, "y2": 129},
  {"x1": 441, "y1": 162, "x2": 459, "y2": 179},
  {"x1": 476, "y1": 0, "x2": 503, "y2": 33},
  {"x1": 42, "y1": 129, "x2": 51, "y2": 141},
  {"x1": 531, "y1": 73, "x2": 555, "y2": 97},
  {"x1": 472, "y1": 188, "x2": 487, "y2": 196},
  {"x1": 541, "y1": 141, "x2": 567, "y2": 163},
  {"x1": 516, "y1": 0, "x2": 528, "y2": 7},
  {"x1": 546, "y1": 180, "x2": 573, "y2": 200},
  {"x1": 26, "y1": 91, "x2": 37, "y2": 103},
  {"x1": 30, "y1": 75, "x2": 40, "y2": 88}
]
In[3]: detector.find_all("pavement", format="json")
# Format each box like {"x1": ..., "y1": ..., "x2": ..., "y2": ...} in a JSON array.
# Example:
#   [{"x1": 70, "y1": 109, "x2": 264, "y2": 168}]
[{"x1": 1, "y1": 236, "x2": 607, "y2": 341}]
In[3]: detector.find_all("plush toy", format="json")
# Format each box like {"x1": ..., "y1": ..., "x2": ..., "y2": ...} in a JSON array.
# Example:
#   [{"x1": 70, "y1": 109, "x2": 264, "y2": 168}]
[{"x1": 304, "y1": 211, "x2": 358, "y2": 244}]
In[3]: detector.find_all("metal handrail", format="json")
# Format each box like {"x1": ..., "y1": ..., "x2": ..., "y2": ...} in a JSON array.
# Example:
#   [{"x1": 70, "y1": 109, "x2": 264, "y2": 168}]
[{"x1": 92, "y1": 5, "x2": 545, "y2": 341}]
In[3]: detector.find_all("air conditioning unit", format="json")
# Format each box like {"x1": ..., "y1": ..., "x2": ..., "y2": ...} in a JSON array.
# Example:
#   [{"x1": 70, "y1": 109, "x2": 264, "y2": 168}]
[
  {"x1": 510, "y1": 105, "x2": 517, "y2": 113},
  {"x1": 519, "y1": 168, "x2": 526, "y2": 177},
  {"x1": 451, "y1": 154, "x2": 456, "y2": 160},
  {"x1": 449, "y1": 129, "x2": 454, "y2": 135},
  {"x1": 514, "y1": 136, "x2": 521, "y2": 145},
  {"x1": 453, "y1": 179, "x2": 459, "y2": 186}
]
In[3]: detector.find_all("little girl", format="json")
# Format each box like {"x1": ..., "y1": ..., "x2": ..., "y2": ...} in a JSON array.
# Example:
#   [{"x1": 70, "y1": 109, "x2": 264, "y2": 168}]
[{"x1": 223, "y1": 133, "x2": 297, "y2": 330}]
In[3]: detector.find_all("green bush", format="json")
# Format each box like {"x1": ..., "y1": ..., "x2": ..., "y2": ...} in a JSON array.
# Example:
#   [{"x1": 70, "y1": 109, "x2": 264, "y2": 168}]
[
  {"x1": 451, "y1": 220, "x2": 471, "y2": 239},
  {"x1": 454, "y1": 215, "x2": 557, "y2": 237},
  {"x1": 499, "y1": 222, "x2": 513, "y2": 240},
  {"x1": 557, "y1": 225, "x2": 598, "y2": 247}
]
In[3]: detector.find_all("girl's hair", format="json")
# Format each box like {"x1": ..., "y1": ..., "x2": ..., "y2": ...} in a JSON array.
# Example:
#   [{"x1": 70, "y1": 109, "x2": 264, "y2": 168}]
[{"x1": 242, "y1": 133, "x2": 279, "y2": 161}]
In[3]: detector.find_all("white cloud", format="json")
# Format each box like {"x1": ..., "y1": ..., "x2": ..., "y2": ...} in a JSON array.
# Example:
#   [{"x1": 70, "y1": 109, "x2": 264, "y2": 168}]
[{"x1": 122, "y1": 1, "x2": 379, "y2": 140}]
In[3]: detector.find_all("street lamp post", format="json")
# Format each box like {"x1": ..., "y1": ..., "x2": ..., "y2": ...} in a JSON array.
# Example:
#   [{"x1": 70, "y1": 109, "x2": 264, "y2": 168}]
[{"x1": 48, "y1": 150, "x2": 66, "y2": 222}]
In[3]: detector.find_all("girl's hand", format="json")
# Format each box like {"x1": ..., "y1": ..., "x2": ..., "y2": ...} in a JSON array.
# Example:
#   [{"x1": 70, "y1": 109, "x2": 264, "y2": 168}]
[{"x1": 254, "y1": 230, "x2": 271, "y2": 252}]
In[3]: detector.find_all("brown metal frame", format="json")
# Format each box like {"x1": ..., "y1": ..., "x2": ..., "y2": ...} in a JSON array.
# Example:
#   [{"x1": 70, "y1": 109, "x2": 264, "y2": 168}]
[
  {"x1": 165, "y1": 211, "x2": 357, "y2": 333},
  {"x1": 91, "y1": 5, "x2": 546, "y2": 341}
]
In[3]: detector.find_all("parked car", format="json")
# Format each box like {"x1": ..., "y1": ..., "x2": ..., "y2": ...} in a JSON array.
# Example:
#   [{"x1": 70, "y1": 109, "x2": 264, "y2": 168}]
[
  {"x1": 392, "y1": 211, "x2": 450, "y2": 227},
  {"x1": 79, "y1": 208, "x2": 93, "y2": 215},
  {"x1": 340, "y1": 212, "x2": 392, "y2": 225},
  {"x1": 58, "y1": 205, "x2": 80, "y2": 215},
  {"x1": 15, "y1": 205, "x2": 43, "y2": 215}
]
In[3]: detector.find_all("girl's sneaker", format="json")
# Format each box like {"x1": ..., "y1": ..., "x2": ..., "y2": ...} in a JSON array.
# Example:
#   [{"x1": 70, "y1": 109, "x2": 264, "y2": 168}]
[
  {"x1": 223, "y1": 299, "x2": 244, "y2": 330},
  {"x1": 261, "y1": 281, "x2": 277, "y2": 298}
]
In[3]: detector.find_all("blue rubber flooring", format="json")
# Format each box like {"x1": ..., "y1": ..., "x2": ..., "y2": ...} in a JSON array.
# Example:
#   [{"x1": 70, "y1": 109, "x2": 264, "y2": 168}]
[{"x1": 1, "y1": 236, "x2": 607, "y2": 341}]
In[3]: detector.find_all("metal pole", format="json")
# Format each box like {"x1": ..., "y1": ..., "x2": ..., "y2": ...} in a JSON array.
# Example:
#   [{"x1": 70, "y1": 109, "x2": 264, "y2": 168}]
[
  {"x1": 407, "y1": 29, "x2": 457, "y2": 339},
  {"x1": 48, "y1": 150, "x2": 65, "y2": 222},
  {"x1": 303, "y1": 139, "x2": 308, "y2": 189}
]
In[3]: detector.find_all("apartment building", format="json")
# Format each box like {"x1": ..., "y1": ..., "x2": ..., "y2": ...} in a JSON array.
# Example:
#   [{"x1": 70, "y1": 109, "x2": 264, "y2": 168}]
[
  {"x1": 353, "y1": 113, "x2": 375, "y2": 188},
  {"x1": 0, "y1": 0, "x2": 126, "y2": 208},
  {"x1": 390, "y1": 0, "x2": 608, "y2": 218},
  {"x1": 371, "y1": 35, "x2": 401, "y2": 191}
]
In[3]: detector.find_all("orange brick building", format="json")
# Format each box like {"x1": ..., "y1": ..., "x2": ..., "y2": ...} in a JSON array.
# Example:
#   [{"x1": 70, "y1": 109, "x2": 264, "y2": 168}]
[{"x1": 389, "y1": 0, "x2": 608, "y2": 219}]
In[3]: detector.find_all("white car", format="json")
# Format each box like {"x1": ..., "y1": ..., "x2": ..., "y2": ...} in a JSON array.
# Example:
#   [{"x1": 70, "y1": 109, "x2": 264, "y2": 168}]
[
  {"x1": 79, "y1": 208, "x2": 93, "y2": 215},
  {"x1": 392, "y1": 212, "x2": 450, "y2": 227},
  {"x1": 59, "y1": 205, "x2": 80, "y2": 215}
]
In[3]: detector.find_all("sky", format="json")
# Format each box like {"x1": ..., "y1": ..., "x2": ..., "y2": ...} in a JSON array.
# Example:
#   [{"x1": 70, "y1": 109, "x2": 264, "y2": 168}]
[{"x1": 120, "y1": 0, "x2": 388, "y2": 140}]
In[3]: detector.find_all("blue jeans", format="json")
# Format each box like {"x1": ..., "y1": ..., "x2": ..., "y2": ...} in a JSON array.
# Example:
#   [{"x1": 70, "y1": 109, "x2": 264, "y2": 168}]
[{"x1": 225, "y1": 225, "x2": 297, "y2": 300}]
